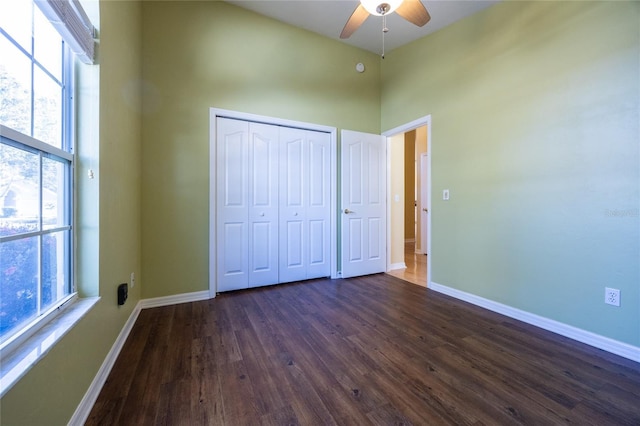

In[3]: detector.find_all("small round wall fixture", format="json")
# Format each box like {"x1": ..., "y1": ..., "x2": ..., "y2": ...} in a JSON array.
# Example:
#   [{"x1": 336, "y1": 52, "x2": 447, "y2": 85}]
[{"x1": 356, "y1": 62, "x2": 365, "y2": 73}]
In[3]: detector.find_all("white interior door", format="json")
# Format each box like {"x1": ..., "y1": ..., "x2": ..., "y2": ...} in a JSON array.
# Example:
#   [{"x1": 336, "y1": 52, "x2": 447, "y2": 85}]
[
  {"x1": 305, "y1": 130, "x2": 331, "y2": 279},
  {"x1": 279, "y1": 128, "x2": 331, "y2": 283},
  {"x1": 217, "y1": 119, "x2": 280, "y2": 290},
  {"x1": 279, "y1": 127, "x2": 307, "y2": 283},
  {"x1": 217, "y1": 118, "x2": 249, "y2": 291},
  {"x1": 341, "y1": 130, "x2": 386, "y2": 278},
  {"x1": 248, "y1": 122, "x2": 279, "y2": 287}
]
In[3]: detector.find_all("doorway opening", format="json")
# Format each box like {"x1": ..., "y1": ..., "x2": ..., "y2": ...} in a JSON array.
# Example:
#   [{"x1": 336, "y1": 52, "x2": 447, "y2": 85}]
[{"x1": 384, "y1": 116, "x2": 431, "y2": 288}]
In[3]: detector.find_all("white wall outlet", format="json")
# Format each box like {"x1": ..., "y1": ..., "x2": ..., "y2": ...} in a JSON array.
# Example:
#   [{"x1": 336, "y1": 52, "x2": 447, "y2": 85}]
[
  {"x1": 605, "y1": 287, "x2": 620, "y2": 307},
  {"x1": 130, "y1": 272, "x2": 135, "y2": 288},
  {"x1": 443, "y1": 189, "x2": 450, "y2": 201}
]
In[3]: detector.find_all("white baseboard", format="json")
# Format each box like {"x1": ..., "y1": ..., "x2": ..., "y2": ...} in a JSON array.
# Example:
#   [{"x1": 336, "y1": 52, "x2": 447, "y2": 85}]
[
  {"x1": 138, "y1": 290, "x2": 210, "y2": 309},
  {"x1": 69, "y1": 290, "x2": 211, "y2": 425},
  {"x1": 68, "y1": 302, "x2": 142, "y2": 425},
  {"x1": 429, "y1": 282, "x2": 640, "y2": 363},
  {"x1": 388, "y1": 262, "x2": 407, "y2": 271}
]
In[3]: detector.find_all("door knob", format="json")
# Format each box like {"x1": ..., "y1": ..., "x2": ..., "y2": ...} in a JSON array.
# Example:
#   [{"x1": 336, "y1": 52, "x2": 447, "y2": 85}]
[{"x1": 344, "y1": 208, "x2": 354, "y2": 214}]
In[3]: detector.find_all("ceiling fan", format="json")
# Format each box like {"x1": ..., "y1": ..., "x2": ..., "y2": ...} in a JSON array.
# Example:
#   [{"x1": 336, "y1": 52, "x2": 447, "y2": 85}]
[{"x1": 340, "y1": 0, "x2": 431, "y2": 39}]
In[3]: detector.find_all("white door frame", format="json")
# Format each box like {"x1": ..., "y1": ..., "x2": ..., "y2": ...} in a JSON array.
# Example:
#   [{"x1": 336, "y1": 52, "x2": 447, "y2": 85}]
[
  {"x1": 209, "y1": 108, "x2": 338, "y2": 298},
  {"x1": 383, "y1": 115, "x2": 432, "y2": 288},
  {"x1": 419, "y1": 152, "x2": 430, "y2": 256}
]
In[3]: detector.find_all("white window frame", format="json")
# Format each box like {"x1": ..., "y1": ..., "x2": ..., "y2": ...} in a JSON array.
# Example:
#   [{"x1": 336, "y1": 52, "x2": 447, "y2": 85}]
[
  {"x1": 0, "y1": 0, "x2": 99, "y2": 397},
  {"x1": 0, "y1": 126, "x2": 76, "y2": 353}
]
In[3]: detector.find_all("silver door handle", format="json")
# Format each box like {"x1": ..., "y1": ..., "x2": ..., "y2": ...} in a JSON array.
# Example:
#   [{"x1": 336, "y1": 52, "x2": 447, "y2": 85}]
[{"x1": 344, "y1": 208, "x2": 355, "y2": 214}]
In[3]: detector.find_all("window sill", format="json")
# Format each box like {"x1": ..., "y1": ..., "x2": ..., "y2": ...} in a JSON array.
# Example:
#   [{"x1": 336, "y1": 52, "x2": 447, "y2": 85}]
[{"x1": 0, "y1": 297, "x2": 100, "y2": 397}]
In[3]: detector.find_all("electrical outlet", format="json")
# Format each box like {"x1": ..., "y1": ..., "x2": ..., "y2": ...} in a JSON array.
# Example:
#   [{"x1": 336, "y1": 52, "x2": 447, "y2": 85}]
[
  {"x1": 117, "y1": 283, "x2": 128, "y2": 306},
  {"x1": 605, "y1": 287, "x2": 620, "y2": 307}
]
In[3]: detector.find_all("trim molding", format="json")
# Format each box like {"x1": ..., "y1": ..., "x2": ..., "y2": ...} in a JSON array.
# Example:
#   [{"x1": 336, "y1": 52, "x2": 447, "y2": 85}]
[
  {"x1": 1, "y1": 297, "x2": 99, "y2": 399},
  {"x1": 429, "y1": 282, "x2": 640, "y2": 363},
  {"x1": 69, "y1": 290, "x2": 211, "y2": 425},
  {"x1": 388, "y1": 262, "x2": 407, "y2": 271},
  {"x1": 138, "y1": 290, "x2": 210, "y2": 309},
  {"x1": 68, "y1": 302, "x2": 142, "y2": 425}
]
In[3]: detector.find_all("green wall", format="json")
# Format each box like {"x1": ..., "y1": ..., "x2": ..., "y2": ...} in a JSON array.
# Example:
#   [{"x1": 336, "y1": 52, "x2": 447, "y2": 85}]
[
  {"x1": 382, "y1": 1, "x2": 640, "y2": 346},
  {"x1": 2, "y1": 1, "x2": 639, "y2": 424},
  {"x1": 140, "y1": 1, "x2": 380, "y2": 298},
  {"x1": 0, "y1": 1, "x2": 143, "y2": 424}
]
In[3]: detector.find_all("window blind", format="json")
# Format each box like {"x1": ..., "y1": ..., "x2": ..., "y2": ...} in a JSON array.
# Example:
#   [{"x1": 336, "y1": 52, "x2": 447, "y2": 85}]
[{"x1": 36, "y1": 0, "x2": 96, "y2": 64}]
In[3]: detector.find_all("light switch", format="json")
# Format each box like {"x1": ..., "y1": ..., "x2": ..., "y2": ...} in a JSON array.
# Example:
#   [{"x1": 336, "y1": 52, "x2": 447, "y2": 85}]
[
  {"x1": 443, "y1": 189, "x2": 450, "y2": 201},
  {"x1": 394, "y1": 194, "x2": 400, "y2": 202}
]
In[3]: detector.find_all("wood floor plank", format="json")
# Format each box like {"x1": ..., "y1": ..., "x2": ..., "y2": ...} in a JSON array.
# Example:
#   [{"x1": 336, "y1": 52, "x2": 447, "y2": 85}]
[
  {"x1": 84, "y1": 309, "x2": 159, "y2": 424},
  {"x1": 366, "y1": 402, "x2": 415, "y2": 426},
  {"x1": 118, "y1": 306, "x2": 175, "y2": 425},
  {"x1": 86, "y1": 275, "x2": 640, "y2": 425},
  {"x1": 218, "y1": 359, "x2": 262, "y2": 424},
  {"x1": 345, "y1": 333, "x2": 483, "y2": 425},
  {"x1": 234, "y1": 327, "x2": 290, "y2": 417},
  {"x1": 155, "y1": 379, "x2": 192, "y2": 425},
  {"x1": 259, "y1": 404, "x2": 300, "y2": 426},
  {"x1": 433, "y1": 342, "x2": 576, "y2": 424},
  {"x1": 190, "y1": 337, "x2": 222, "y2": 425},
  {"x1": 589, "y1": 383, "x2": 640, "y2": 424}
]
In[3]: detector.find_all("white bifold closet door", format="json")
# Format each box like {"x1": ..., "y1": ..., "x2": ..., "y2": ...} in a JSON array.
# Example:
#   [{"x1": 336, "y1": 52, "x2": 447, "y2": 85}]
[
  {"x1": 216, "y1": 118, "x2": 330, "y2": 292},
  {"x1": 216, "y1": 118, "x2": 279, "y2": 291},
  {"x1": 279, "y1": 127, "x2": 331, "y2": 283}
]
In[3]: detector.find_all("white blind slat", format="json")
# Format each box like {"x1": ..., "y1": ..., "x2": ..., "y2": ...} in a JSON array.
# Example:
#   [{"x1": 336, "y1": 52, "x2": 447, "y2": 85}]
[{"x1": 35, "y1": 0, "x2": 96, "y2": 64}]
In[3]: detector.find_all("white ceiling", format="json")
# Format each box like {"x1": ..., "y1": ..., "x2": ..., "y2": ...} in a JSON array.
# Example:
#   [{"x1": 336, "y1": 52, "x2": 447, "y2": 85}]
[{"x1": 227, "y1": 0, "x2": 500, "y2": 54}]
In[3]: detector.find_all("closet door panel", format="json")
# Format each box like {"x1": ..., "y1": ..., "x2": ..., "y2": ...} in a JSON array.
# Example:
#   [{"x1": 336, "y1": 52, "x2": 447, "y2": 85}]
[
  {"x1": 309, "y1": 137, "x2": 327, "y2": 208},
  {"x1": 284, "y1": 136, "x2": 304, "y2": 207},
  {"x1": 223, "y1": 222, "x2": 246, "y2": 273},
  {"x1": 248, "y1": 123, "x2": 279, "y2": 287},
  {"x1": 306, "y1": 131, "x2": 331, "y2": 279},
  {"x1": 281, "y1": 219, "x2": 305, "y2": 282},
  {"x1": 251, "y1": 222, "x2": 272, "y2": 275},
  {"x1": 217, "y1": 118, "x2": 249, "y2": 291},
  {"x1": 309, "y1": 219, "x2": 326, "y2": 265},
  {"x1": 285, "y1": 221, "x2": 304, "y2": 264},
  {"x1": 279, "y1": 128, "x2": 307, "y2": 283}
]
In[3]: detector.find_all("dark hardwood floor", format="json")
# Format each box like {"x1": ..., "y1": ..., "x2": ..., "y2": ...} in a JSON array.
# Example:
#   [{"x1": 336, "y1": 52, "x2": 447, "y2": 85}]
[{"x1": 87, "y1": 275, "x2": 640, "y2": 425}]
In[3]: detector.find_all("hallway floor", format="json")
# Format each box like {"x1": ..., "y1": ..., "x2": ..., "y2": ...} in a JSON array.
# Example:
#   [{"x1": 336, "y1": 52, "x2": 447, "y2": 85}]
[{"x1": 386, "y1": 242, "x2": 427, "y2": 287}]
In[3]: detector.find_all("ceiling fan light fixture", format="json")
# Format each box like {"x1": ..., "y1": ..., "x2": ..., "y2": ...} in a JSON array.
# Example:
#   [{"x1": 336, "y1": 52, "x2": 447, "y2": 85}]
[{"x1": 360, "y1": 0, "x2": 403, "y2": 16}]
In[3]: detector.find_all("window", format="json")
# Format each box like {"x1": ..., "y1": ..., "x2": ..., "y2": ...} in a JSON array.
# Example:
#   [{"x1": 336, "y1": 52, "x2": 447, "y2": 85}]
[{"x1": 0, "y1": 1, "x2": 74, "y2": 349}]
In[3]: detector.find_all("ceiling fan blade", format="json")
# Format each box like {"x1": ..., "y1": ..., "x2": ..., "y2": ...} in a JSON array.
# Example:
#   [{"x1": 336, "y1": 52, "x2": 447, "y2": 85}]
[
  {"x1": 340, "y1": 4, "x2": 370, "y2": 39},
  {"x1": 395, "y1": 0, "x2": 431, "y2": 27}
]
